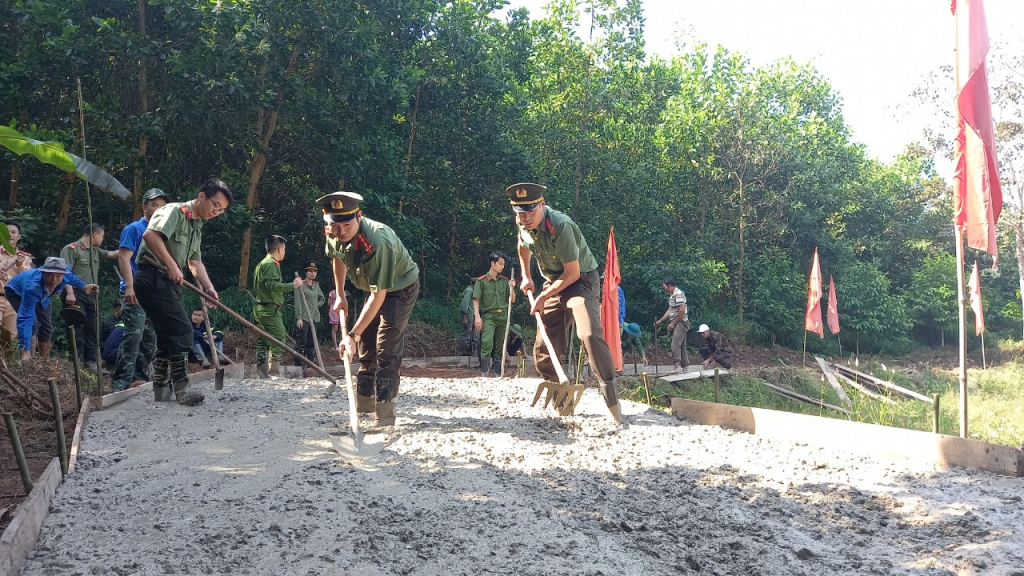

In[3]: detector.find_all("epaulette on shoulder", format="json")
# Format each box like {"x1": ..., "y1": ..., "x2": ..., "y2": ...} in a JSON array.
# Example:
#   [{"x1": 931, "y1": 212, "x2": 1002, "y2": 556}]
[
  {"x1": 476, "y1": 274, "x2": 488, "y2": 281},
  {"x1": 69, "y1": 242, "x2": 78, "y2": 249}
]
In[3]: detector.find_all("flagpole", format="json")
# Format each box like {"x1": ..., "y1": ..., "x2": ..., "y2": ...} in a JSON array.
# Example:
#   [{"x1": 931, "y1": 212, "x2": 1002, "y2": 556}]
[
  {"x1": 955, "y1": 224, "x2": 969, "y2": 438},
  {"x1": 981, "y1": 331, "x2": 986, "y2": 369}
]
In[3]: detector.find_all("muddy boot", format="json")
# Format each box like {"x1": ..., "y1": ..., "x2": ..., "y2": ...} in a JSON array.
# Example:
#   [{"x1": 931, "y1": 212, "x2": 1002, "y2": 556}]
[
  {"x1": 356, "y1": 394, "x2": 376, "y2": 413},
  {"x1": 480, "y1": 357, "x2": 492, "y2": 377},
  {"x1": 152, "y1": 357, "x2": 172, "y2": 402},
  {"x1": 375, "y1": 400, "x2": 396, "y2": 426},
  {"x1": 171, "y1": 354, "x2": 204, "y2": 406},
  {"x1": 257, "y1": 362, "x2": 270, "y2": 379}
]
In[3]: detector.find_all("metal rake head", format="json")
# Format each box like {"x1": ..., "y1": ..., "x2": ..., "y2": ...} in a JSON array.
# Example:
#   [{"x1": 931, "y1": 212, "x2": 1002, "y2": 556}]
[{"x1": 530, "y1": 380, "x2": 584, "y2": 416}]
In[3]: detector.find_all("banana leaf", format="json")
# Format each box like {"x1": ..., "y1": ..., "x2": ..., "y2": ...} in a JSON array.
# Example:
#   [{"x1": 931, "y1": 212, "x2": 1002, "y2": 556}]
[{"x1": 0, "y1": 125, "x2": 131, "y2": 199}]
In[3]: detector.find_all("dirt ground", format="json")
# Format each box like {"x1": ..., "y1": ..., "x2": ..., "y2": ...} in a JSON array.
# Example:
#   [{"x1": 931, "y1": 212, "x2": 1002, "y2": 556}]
[{"x1": 14, "y1": 373, "x2": 1024, "y2": 575}]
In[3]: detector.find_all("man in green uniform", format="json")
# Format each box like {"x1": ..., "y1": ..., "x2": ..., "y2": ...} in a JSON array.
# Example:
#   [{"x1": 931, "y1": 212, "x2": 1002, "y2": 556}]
[
  {"x1": 322, "y1": 191, "x2": 419, "y2": 426},
  {"x1": 458, "y1": 283, "x2": 478, "y2": 360},
  {"x1": 294, "y1": 260, "x2": 326, "y2": 367},
  {"x1": 60, "y1": 223, "x2": 119, "y2": 372},
  {"x1": 473, "y1": 251, "x2": 516, "y2": 377},
  {"x1": 507, "y1": 182, "x2": 624, "y2": 424},
  {"x1": 135, "y1": 178, "x2": 232, "y2": 405},
  {"x1": 253, "y1": 235, "x2": 303, "y2": 378}
]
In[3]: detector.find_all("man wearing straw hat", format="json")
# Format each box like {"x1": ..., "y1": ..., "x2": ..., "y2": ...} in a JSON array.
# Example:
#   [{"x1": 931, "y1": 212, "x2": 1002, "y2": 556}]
[
  {"x1": 135, "y1": 178, "x2": 232, "y2": 405},
  {"x1": 506, "y1": 182, "x2": 624, "y2": 424},
  {"x1": 321, "y1": 190, "x2": 419, "y2": 427},
  {"x1": 4, "y1": 256, "x2": 97, "y2": 362}
]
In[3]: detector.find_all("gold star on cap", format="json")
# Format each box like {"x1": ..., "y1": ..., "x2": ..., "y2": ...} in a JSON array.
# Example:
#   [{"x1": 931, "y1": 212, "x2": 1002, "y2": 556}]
[
  {"x1": 316, "y1": 191, "x2": 364, "y2": 223},
  {"x1": 504, "y1": 182, "x2": 546, "y2": 211}
]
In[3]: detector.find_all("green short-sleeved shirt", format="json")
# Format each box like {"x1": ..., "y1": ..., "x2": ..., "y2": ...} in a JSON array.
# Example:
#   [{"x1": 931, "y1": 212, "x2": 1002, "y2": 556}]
[
  {"x1": 295, "y1": 281, "x2": 326, "y2": 322},
  {"x1": 324, "y1": 217, "x2": 419, "y2": 293},
  {"x1": 254, "y1": 254, "x2": 292, "y2": 306},
  {"x1": 517, "y1": 206, "x2": 598, "y2": 281},
  {"x1": 59, "y1": 241, "x2": 111, "y2": 285},
  {"x1": 137, "y1": 201, "x2": 203, "y2": 271},
  {"x1": 458, "y1": 286, "x2": 475, "y2": 317},
  {"x1": 473, "y1": 274, "x2": 511, "y2": 312}
]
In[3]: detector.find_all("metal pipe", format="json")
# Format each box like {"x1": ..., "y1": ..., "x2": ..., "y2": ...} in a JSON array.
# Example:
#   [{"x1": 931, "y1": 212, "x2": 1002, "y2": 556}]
[{"x1": 714, "y1": 367, "x2": 720, "y2": 404}]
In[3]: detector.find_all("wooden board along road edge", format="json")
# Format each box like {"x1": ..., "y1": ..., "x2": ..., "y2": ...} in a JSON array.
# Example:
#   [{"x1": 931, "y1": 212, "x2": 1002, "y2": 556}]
[
  {"x1": 0, "y1": 458, "x2": 61, "y2": 576},
  {"x1": 671, "y1": 398, "x2": 1024, "y2": 478},
  {"x1": 67, "y1": 398, "x2": 92, "y2": 474}
]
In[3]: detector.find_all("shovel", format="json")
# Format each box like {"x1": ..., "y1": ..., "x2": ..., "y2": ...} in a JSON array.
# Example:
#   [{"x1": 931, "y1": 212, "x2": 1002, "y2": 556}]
[
  {"x1": 199, "y1": 299, "x2": 224, "y2": 390},
  {"x1": 328, "y1": 315, "x2": 385, "y2": 460},
  {"x1": 526, "y1": 290, "x2": 584, "y2": 416},
  {"x1": 141, "y1": 256, "x2": 339, "y2": 391}
]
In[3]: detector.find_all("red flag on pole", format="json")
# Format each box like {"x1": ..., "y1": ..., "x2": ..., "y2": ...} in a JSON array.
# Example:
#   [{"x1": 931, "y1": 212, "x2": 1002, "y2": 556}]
[
  {"x1": 952, "y1": 0, "x2": 1002, "y2": 256},
  {"x1": 968, "y1": 260, "x2": 985, "y2": 335},
  {"x1": 827, "y1": 275, "x2": 840, "y2": 335},
  {"x1": 804, "y1": 248, "x2": 824, "y2": 339},
  {"x1": 601, "y1": 227, "x2": 623, "y2": 371}
]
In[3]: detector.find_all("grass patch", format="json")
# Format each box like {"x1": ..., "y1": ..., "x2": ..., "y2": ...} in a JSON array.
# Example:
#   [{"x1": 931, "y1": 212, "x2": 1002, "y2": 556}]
[{"x1": 618, "y1": 358, "x2": 1024, "y2": 448}]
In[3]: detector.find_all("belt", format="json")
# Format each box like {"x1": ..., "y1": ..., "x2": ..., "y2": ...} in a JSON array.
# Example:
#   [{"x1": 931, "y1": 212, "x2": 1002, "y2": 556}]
[
  {"x1": 485, "y1": 308, "x2": 506, "y2": 314},
  {"x1": 256, "y1": 302, "x2": 280, "y2": 308}
]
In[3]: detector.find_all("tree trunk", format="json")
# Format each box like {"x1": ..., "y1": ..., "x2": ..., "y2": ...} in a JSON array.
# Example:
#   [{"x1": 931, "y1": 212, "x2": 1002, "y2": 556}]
[
  {"x1": 56, "y1": 171, "x2": 77, "y2": 232},
  {"x1": 132, "y1": 0, "x2": 149, "y2": 220},
  {"x1": 1015, "y1": 224, "x2": 1024, "y2": 341},
  {"x1": 446, "y1": 213, "x2": 457, "y2": 301},
  {"x1": 736, "y1": 177, "x2": 745, "y2": 332},
  {"x1": 404, "y1": 82, "x2": 422, "y2": 185},
  {"x1": 237, "y1": 43, "x2": 301, "y2": 289},
  {"x1": 6, "y1": 162, "x2": 19, "y2": 216}
]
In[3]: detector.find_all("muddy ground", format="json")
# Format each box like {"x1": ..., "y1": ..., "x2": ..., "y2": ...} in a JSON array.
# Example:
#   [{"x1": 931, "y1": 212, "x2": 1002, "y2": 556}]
[{"x1": 16, "y1": 374, "x2": 1024, "y2": 576}]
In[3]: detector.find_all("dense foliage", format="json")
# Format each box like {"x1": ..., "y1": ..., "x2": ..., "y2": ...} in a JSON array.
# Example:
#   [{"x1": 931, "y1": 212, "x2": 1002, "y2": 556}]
[{"x1": 1, "y1": 0, "x2": 1017, "y2": 354}]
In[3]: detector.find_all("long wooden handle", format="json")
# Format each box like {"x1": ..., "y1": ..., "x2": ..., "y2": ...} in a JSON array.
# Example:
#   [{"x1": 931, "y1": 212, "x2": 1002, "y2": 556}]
[
  {"x1": 526, "y1": 290, "x2": 569, "y2": 384},
  {"x1": 340, "y1": 315, "x2": 361, "y2": 438},
  {"x1": 141, "y1": 256, "x2": 335, "y2": 383},
  {"x1": 499, "y1": 269, "x2": 515, "y2": 377},
  {"x1": 199, "y1": 299, "x2": 221, "y2": 367}
]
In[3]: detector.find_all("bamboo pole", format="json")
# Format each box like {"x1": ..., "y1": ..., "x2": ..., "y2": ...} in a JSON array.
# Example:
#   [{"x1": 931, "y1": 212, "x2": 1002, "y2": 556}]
[
  {"x1": 48, "y1": 379, "x2": 68, "y2": 476},
  {"x1": 932, "y1": 393, "x2": 941, "y2": 434},
  {"x1": 4, "y1": 413, "x2": 33, "y2": 492},
  {"x1": 954, "y1": 225, "x2": 968, "y2": 438}
]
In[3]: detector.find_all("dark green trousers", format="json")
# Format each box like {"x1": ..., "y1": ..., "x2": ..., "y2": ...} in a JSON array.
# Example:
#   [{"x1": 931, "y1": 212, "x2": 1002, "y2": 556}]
[
  {"x1": 254, "y1": 304, "x2": 285, "y2": 365},
  {"x1": 355, "y1": 280, "x2": 419, "y2": 402},
  {"x1": 110, "y1": 302, "x2": 156, "y2": 391}
]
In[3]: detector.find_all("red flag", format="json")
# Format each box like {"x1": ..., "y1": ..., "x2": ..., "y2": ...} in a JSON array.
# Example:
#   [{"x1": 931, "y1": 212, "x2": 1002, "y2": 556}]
[
  {"x1": 968, "y1": 260, "x2": 985, "y2": 335},
  {"x1": 827, "y1": 275, "x2": 840, "y2": 335},
  {"x1": 952, "y1": 0, "x2": 1002, "y2": 256},
  {"x1": 804, "y1": 248, "x2": 824, "y2": 339},
  {"x1": 601, "y1": 227, "x2": 623, "y2": 371}
]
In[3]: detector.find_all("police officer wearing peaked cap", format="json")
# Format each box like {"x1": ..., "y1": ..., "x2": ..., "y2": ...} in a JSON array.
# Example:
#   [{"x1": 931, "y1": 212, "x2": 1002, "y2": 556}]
[
  {"x1": 507, "y1": 181, "x2": 625, "y2": 425},
  {"x1": 319, "y1": 189, "x2": 419, "y2": 427},
  {"x1": 294, "y1": 259, "x2": 326, "y2": 366}
]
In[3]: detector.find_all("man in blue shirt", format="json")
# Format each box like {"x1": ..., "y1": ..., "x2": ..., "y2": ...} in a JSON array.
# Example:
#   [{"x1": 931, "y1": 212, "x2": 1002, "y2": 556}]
[
  {"x1": 4, "y1": 257, "x2": 97, "y2": 362},
  {"x1": 111, "y1": 188, "x2": 169, "y2": 391}
]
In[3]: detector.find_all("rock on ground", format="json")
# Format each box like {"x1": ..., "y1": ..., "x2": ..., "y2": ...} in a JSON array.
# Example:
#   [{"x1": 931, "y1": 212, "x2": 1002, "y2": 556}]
[{"x1": 19, "y1": 376, "x2": 1024, "y2": 575}]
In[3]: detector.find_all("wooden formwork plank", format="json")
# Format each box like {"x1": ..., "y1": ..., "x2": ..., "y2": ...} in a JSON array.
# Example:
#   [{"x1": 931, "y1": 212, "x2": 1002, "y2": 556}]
[
  {"x1": 99, "y1": 382, "x2": 153, "y2": 409},
  {"x1": 670, "y1": 398, "x2": 1023, "y2": 477},
  {"x1": 814, "y1": 357, "x2": 852, "y2": 407},
  {"x1": 834, "y1": 373, "x2": 897, "y2": 405},
  {"x1": 832, "y1": 363, "x2": 932, "y2": 403},
  {"x1": 0, "y1": 459, "x2": 62, "y2": 576},
  {"x1": 657, "y1": 368, "x2": 729, "y2": 383},
  {"x1": 68, "y1": 399, "x2": 91, "y2": 473},
  {"x1": 752, "y1": 379, "x2": 851, "y2": 415}
]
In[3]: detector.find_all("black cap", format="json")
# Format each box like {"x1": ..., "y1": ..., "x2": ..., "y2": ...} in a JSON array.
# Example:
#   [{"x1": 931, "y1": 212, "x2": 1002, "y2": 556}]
[
  {"x1": 304, "y1": 261, "x2": 318, "y2": 271},
  {"x1": 505, "y1": 182, "x2": 546, "y2": 212},
  {"x1": 316, "y1": 191, "x2": 363, "y2": 223},
  {"x1": 142, "y1": 188, "x2": 171, "y2": 203}
]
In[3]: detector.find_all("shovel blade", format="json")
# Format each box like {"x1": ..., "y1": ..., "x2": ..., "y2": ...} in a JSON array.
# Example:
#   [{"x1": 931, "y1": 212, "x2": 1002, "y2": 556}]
[
  {"x1": 329, "y1": 431, "x2": 386, "y2": 460},
  {"x1": 530, "y1": 380, "x2": 584, "y2": 416}
]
